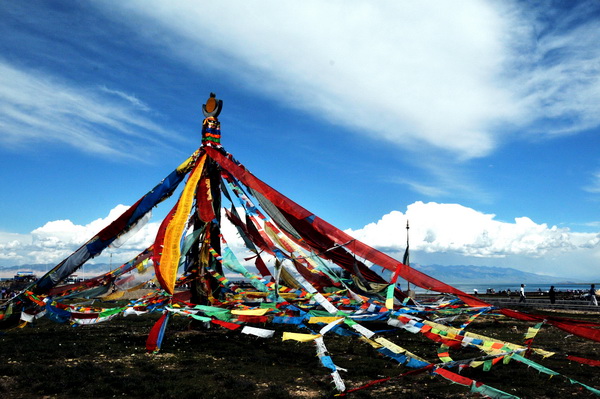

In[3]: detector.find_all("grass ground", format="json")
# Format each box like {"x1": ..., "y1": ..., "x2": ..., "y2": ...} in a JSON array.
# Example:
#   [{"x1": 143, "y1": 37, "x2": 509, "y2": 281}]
[{"x1": 0, "y1": 304, "x2": 598, "y2": 398}]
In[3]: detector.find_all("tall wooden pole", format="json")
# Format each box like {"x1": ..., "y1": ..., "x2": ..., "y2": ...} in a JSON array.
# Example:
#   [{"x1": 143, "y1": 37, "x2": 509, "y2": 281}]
[{"x1": 190, "y1": 93, "x2": 224, "y2": 304}]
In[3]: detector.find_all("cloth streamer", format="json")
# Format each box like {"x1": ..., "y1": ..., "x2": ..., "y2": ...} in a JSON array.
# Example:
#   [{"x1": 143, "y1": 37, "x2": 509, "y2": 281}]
[{"x1": 154, "y1": 154, "x2": 207, "y2": 294}]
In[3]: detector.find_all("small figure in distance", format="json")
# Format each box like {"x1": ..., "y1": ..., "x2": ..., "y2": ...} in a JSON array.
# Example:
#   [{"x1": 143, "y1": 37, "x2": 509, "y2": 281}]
[
  {"x1": 589, "y1": 284, "x2": 598, "y2": 306},
  {"x1": 519, "y1": 284, "x2": 526, "y2": 303},
  {"x1": 549, "y1": 285, "x2": 556, "y2": 305}
]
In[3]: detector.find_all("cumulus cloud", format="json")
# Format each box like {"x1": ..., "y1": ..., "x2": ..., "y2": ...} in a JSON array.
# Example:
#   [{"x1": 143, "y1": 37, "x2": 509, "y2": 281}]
[
  {"x1": 345, "y1": 201, "x2": 600, "y2": 259},
  {"x1": 0, "y1": 60, "x2": 175, "y2": 158},
  {"x1": 30, "y1": 205, "x2": 138, "y2": 248},
  {"x1": 98, "y1": 1, "x2": 600, "y2": 160},
  {"x1": 0, "y1": 204, "x2": 250, "y2": 273},
  {"x1": 0, "y1": 233, "x2": 29, "y2": 263},
  {"x1": 1, "y1": 201, "x2": 600, "y2": 279},
  {"x1": 0, "y1": 205, "x2": 157, "y2": 267}
]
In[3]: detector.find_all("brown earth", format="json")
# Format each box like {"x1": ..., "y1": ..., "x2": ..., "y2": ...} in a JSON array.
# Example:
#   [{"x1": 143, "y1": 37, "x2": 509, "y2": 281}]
[{"x1": 0, "y1": 298, "x2": 598, "y2": 398}]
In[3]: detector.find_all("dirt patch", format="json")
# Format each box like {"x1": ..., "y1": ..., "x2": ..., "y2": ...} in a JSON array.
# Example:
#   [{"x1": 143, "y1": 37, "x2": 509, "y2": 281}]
[{"x1": 0, "y1": 307, "x2": 598, "y2": 398}]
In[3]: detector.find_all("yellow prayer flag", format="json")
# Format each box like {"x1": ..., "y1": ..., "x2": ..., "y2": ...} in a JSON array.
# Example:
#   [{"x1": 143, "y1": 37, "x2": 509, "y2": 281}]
[
  {"x1": 231, "y1": 308, "x2": 270, "y2": 316},
  {"x1": 385, "y1": 297, "x2": 394, "y2": 311},
  {"x1": 308, "y1": 317, "x2": 343, "y2": 324},
  {"x1": 359, "y1": 336, "x2": 383, "y2": 348},
  {"x1": 282, "y1": 332, "x2": 321, "y2": 342},
  {"x1": 157, "y1": 154, "x2": 206, "y2": 295},
  {"x1": 176, "y1": 149, "x2": 201, "y2": 173},
  {"x1": 374, "y1": 337, "x2": 406, "y2": 354}
]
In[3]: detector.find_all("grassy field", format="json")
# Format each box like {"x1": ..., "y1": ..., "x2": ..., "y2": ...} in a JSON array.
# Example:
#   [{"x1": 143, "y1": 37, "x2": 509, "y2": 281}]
[{"x1": 0, "y1": 303, "x2": 599, "y2": 398}]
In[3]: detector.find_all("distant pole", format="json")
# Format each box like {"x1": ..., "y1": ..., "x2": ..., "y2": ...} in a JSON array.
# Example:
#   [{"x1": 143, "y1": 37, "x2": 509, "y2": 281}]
[
  {"x1": 405, "y1": 220, "x2": 409, "y2": 252},
  {"x1": 405, "y1": 220, "x2": 410, "y2": 291}
]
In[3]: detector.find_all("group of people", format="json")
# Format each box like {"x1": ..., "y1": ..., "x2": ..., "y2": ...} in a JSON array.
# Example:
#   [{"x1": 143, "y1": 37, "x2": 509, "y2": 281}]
[
  {"x1": 0, "y1": 287, "x2": 17, "y2": 300},
  {"x1": 518, "y1": 283, "x2": 598, "y2": 306}
]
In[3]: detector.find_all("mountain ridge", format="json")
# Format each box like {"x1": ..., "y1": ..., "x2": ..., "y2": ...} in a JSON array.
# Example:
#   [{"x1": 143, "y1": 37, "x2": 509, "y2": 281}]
[
  {"x1": 0, "y1": 262, "x2": 582, "y2": 283},
  {"x1": 412, "y1": 263, "x2": 582, "y2": 284}
]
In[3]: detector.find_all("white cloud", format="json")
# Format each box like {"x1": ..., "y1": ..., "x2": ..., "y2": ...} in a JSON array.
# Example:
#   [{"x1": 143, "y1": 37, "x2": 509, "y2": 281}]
[
  {"x1": 345, "y1": 202, "x2": 600, "y2": 275},
  {"x1": 0, "y1": 204, "x2": 250, "y2": 274},
  {"x1": 0, "y1": 205, "x2": 157, "y2": 267},
  {"x1": 99, "y1": 86, "x2": 151, "y2": 112},
  {"x1": 1, "y1": 201, "x2": 600, "y2": 279},
  {"x1": 98, "y1": 1, "x2": 600, "y2": 160},
  {"x1": 0, "y1": 60, "x2": 176, "y2": 158},
  {"x1": 510, "y1": 2, "x2": 600, "y2": 136},
  {"x1": 395, "y1": 180, "x2": 448, "y2": 198},
  {"x1": 583, "y1": 171, "x2": 600, "y2": 193},
  {"x1": 30, "y1": 205, "x2": 137, "y2": 248},
  {"x1": 104, "y1": 0, "x2": 517, "y2": 159},
  {"x1": 390, "y1": 160, "x2": 493, "y2": 202},
  {"x1": 0, "y1": 232, "x2": 31, "y2": 263}
]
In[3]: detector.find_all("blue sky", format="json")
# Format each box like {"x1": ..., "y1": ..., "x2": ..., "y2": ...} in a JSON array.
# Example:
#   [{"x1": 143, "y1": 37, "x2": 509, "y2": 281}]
[{"x1": 1, "y1": 1, "x2": 600, "y2": 280}]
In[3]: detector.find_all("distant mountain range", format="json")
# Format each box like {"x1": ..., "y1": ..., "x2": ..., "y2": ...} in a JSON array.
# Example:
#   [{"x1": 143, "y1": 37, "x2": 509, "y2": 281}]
[
  {"x1": 0, "y1": 262, "x2": 581, "y2": 284},
  {"x1": 0, "y1": 263, "x2": 113, "y2": 277},
  {"x1": 412, "y1": 264, "x2": 581, "y2": 284}
]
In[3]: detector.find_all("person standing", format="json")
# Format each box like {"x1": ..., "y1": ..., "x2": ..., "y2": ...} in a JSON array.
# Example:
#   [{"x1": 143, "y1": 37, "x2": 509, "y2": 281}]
[
  {"x1": 519, "y1": 284, "x2": 526, "y2": 303},
  {"x1": 589, "y1": 284, "x2": 598, "y2": 306},
  {"x1": 549, "y1": 286, "x2": 556, "y2": 304}
]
